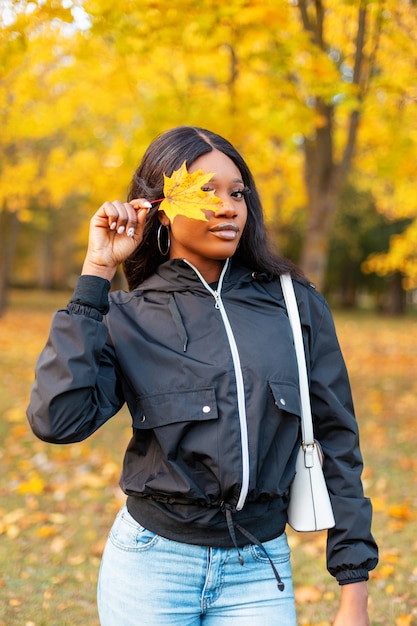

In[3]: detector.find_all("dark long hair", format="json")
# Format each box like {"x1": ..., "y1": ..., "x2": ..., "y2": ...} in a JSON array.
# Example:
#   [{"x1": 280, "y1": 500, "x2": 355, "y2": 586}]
[{"x1": 123, "y1": 126, "x2": 300, "y2": 289}]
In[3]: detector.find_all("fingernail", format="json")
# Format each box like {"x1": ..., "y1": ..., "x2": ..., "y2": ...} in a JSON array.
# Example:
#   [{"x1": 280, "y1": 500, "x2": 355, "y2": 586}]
[
  {"x1": 117, "y1": 225, "x2": 125, "y2": 234},
  {"x1": 144, "y1": 201, "x2": 152, "y2": 209},
  {"x1": 110, "y1": 221, "x2": 117, "y2": 230},
  {"x1": 127, "y1": 227, "x2": 135, "y2": 237}
]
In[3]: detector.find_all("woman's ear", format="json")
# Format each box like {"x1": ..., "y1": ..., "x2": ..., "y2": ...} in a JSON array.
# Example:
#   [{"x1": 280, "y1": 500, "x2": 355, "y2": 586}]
[{"x1": 158, "y1": 211, "x2": 170, "y2": 227}]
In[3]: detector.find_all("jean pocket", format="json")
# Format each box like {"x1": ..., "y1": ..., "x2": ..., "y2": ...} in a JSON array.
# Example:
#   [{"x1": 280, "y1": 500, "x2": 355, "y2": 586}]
[
  {"x1": 109, "y1": 506, "x2": 159, "y2": 552},
  {"x1": 248, "y1": 533, "x2": 291, "y2": 565}
]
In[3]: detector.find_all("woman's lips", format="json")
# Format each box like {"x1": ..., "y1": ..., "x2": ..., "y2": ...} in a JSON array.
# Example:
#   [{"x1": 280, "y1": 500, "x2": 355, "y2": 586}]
[{"x1": 209, "y1": 223, "x2": 239, "y2": 240}]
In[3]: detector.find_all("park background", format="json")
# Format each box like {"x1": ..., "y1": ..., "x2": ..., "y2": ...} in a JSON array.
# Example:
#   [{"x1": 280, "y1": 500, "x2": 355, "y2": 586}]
[{"x1": 0, "y1": 1, "x2": 417, "y2": 624}]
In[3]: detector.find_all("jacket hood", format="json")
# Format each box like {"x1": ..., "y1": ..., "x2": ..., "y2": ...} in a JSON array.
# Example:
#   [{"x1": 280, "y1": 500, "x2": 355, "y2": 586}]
[
  {"x1": 134, "y1": 257, "x2": 263, "y2": 295},
  {"x1": 115, "y1": 258, "x2": 276, "y2": 354}
]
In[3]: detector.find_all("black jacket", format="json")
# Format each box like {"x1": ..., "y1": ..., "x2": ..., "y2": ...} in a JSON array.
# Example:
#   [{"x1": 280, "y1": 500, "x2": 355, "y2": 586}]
[{"x1": 27, "y1": 258, "x2": 378, "y2": 584}]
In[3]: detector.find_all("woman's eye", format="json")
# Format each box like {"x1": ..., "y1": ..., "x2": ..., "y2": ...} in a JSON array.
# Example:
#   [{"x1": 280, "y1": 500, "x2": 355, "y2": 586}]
[
  {"x1": 201, "y1": 186, "x2": 249, "y2": 198},
  {"x1": 230, "y1": 189, "x2": 245, "y2": 199}
]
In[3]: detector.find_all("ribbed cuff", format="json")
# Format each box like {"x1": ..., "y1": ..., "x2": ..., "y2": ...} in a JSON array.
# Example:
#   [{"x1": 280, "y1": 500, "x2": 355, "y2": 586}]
[
  {"x1": 336, "y1": 569, "x2": 370, "y2": 585},
  {"x1": 68, "y1": 275, "x2": 111, "y2": 315}
]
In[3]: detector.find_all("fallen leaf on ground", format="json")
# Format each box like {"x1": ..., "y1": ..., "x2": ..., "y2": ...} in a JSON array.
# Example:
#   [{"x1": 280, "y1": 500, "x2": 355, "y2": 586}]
[
  {"x1": 295, "y1": 585, "x2": 322, "y2": 603},
  {"x1": 395, "y1": 615, "x2": 413, "y2": 626}
]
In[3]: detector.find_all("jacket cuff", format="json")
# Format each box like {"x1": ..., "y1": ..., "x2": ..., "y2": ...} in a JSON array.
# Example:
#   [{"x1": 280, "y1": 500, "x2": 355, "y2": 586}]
[
  {"x1": 68, "y1": 275, "x2": 111, "y2": 315},
  {"x1": 336, "y1": 569, "x2": 370, "y2": 585}
]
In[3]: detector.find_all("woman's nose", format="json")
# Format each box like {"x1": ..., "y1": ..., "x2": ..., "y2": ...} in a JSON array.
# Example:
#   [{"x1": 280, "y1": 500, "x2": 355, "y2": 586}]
[{"x1": 214, "y1": 201, "x2": 237, "y2": 217}]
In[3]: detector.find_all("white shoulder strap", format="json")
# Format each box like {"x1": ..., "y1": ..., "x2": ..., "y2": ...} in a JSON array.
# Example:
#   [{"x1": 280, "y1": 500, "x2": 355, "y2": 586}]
[{"x1": 280, "y1": 274, "x2": 314, "y2": 445}]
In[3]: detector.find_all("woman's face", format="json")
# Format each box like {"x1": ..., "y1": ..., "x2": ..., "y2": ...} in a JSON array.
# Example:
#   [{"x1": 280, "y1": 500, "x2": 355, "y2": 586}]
[{"x1": 159, "y1": 149, "x2": 248, "y2": 282}]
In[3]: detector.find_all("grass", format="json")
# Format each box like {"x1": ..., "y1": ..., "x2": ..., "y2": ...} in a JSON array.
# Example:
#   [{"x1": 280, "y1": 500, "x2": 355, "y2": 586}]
[{"x1": 0, "y1": 290, "x2": 416, "y2": 625}]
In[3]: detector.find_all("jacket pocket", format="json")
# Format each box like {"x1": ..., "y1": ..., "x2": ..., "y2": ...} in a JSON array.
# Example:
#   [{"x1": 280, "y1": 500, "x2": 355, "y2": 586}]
[
  {"x1": 268, "y1": 380, "x2": 301, "y2": 419},
  {"x1": 133, "y1": 387, "x2": 218, "y2": 429}
]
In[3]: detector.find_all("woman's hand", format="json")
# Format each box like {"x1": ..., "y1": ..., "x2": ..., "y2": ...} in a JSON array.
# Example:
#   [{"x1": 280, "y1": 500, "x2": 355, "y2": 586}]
[
  {"x1": 81, "y1": 198, "x2": 152, "y2": 281},
  {"x1": 333, "y1": 582, "x2": 370, "y2": 626}
]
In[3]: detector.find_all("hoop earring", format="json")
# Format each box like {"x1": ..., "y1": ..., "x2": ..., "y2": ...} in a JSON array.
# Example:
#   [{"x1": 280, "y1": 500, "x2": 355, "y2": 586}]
[{"x1": 157, "y1": 224, "x2": 171, "y2": 256}]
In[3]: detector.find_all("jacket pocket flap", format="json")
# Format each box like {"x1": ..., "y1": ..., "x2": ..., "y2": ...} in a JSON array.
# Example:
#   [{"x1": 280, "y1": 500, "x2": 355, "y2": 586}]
[
  {"x1": 269, "y1": 381, "x2": 301, "y2": 417},
  {"x1": 134, "y1": 387, "x2": 218, "y2": 429}
]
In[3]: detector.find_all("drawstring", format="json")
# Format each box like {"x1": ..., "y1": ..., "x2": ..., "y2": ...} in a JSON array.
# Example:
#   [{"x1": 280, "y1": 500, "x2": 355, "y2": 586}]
[
  {"x1": 222, "y1": 503, "x2": 285, "y2": 592},
  {"x1": 224, "y1": 505, "x2": 245, "y2": 565},
  {"x1": 233, "y1": 520, "x2": 285, "y2": 592}
]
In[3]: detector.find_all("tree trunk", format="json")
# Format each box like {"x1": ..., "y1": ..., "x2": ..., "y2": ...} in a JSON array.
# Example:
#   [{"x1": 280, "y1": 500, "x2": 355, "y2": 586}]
[
  {"x1": 298, "y1": 101, "x2": 342, "y2": 289},
  {"x1": 299, "y1": 180, "x2": 341, "y2": 289},
  {"x1": 37, "y1": 206, "x2": 56, "y2": 290},
  {"x1": 0, "y1": 254, "x2": 7, "y2": 317},
  {"x1": 380, "y1": 272, "x2": 406, "y2": 315},
  {"x1": 296, "y1": 1, "x2": 370, "y2": 291},
  {"x1": 0, "y1": 209, "x2": 20, "y2": 316}
]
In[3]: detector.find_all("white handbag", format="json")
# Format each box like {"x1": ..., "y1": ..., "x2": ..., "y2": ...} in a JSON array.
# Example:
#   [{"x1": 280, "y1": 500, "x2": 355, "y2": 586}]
[{"x1": 280, "y1": 274, "x2": 335, "y2": 532}]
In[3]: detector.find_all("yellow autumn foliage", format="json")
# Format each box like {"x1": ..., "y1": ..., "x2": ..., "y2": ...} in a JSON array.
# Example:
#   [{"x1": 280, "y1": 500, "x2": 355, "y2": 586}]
[{"x1": 1, "y1": 0, "x2": 417, "y2": 287}]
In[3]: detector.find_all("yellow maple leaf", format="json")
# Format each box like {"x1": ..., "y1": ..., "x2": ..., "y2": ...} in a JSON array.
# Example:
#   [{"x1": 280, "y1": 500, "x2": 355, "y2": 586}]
[{"x1": 159, "y1": 161, "x2": 223, "y2": 222}]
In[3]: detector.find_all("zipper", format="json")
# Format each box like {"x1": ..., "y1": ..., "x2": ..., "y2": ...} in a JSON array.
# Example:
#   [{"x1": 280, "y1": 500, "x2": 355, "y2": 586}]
[{"x1": 183, "y1": 258, "x2": 249, "y2": 511}]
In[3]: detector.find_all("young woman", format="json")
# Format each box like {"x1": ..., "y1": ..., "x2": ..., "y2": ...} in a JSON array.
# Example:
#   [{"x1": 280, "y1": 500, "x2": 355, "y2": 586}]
[{"x1": 27, "y1": 126, "x2": 378, "y2": 625}]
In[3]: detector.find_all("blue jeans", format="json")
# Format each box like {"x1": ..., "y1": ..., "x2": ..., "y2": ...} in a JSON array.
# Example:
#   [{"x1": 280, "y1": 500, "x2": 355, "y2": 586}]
[{"x1": 97, "y1": 505, "x2": 296, "y2": 625}]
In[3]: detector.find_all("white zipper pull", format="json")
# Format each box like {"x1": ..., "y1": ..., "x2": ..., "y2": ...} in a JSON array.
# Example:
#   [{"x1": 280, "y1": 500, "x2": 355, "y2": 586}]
[{"x1": 213, "y1": 291, "x2": 221, "y2": 309}]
